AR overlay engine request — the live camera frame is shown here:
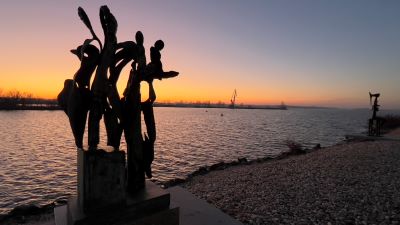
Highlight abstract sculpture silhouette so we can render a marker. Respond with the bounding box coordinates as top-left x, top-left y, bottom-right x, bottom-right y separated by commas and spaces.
58, 44, 100, 148
368, 92, 384, 136
58, 5, 179, 191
